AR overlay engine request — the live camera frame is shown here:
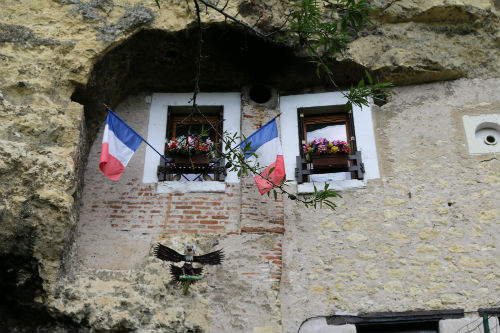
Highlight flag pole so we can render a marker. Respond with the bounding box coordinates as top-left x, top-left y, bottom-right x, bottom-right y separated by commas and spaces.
103, 104, 170, 162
